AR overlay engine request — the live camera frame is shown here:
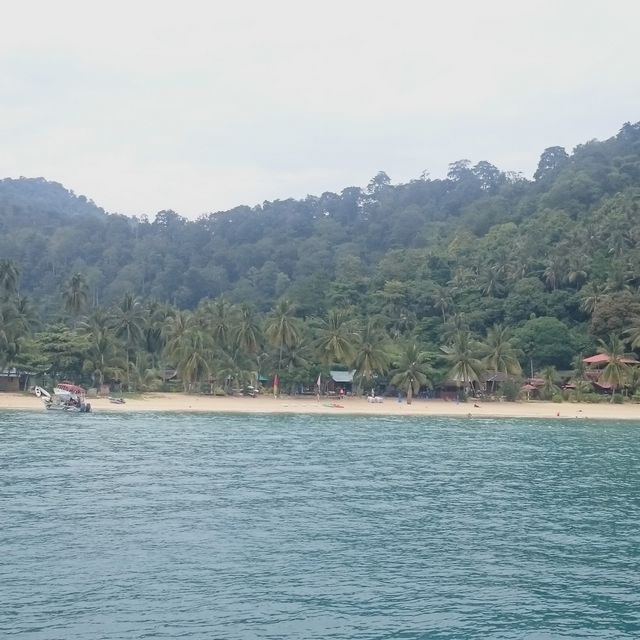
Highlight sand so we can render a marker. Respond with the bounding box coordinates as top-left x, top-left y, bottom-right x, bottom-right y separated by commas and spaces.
1, 392, 639, 421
